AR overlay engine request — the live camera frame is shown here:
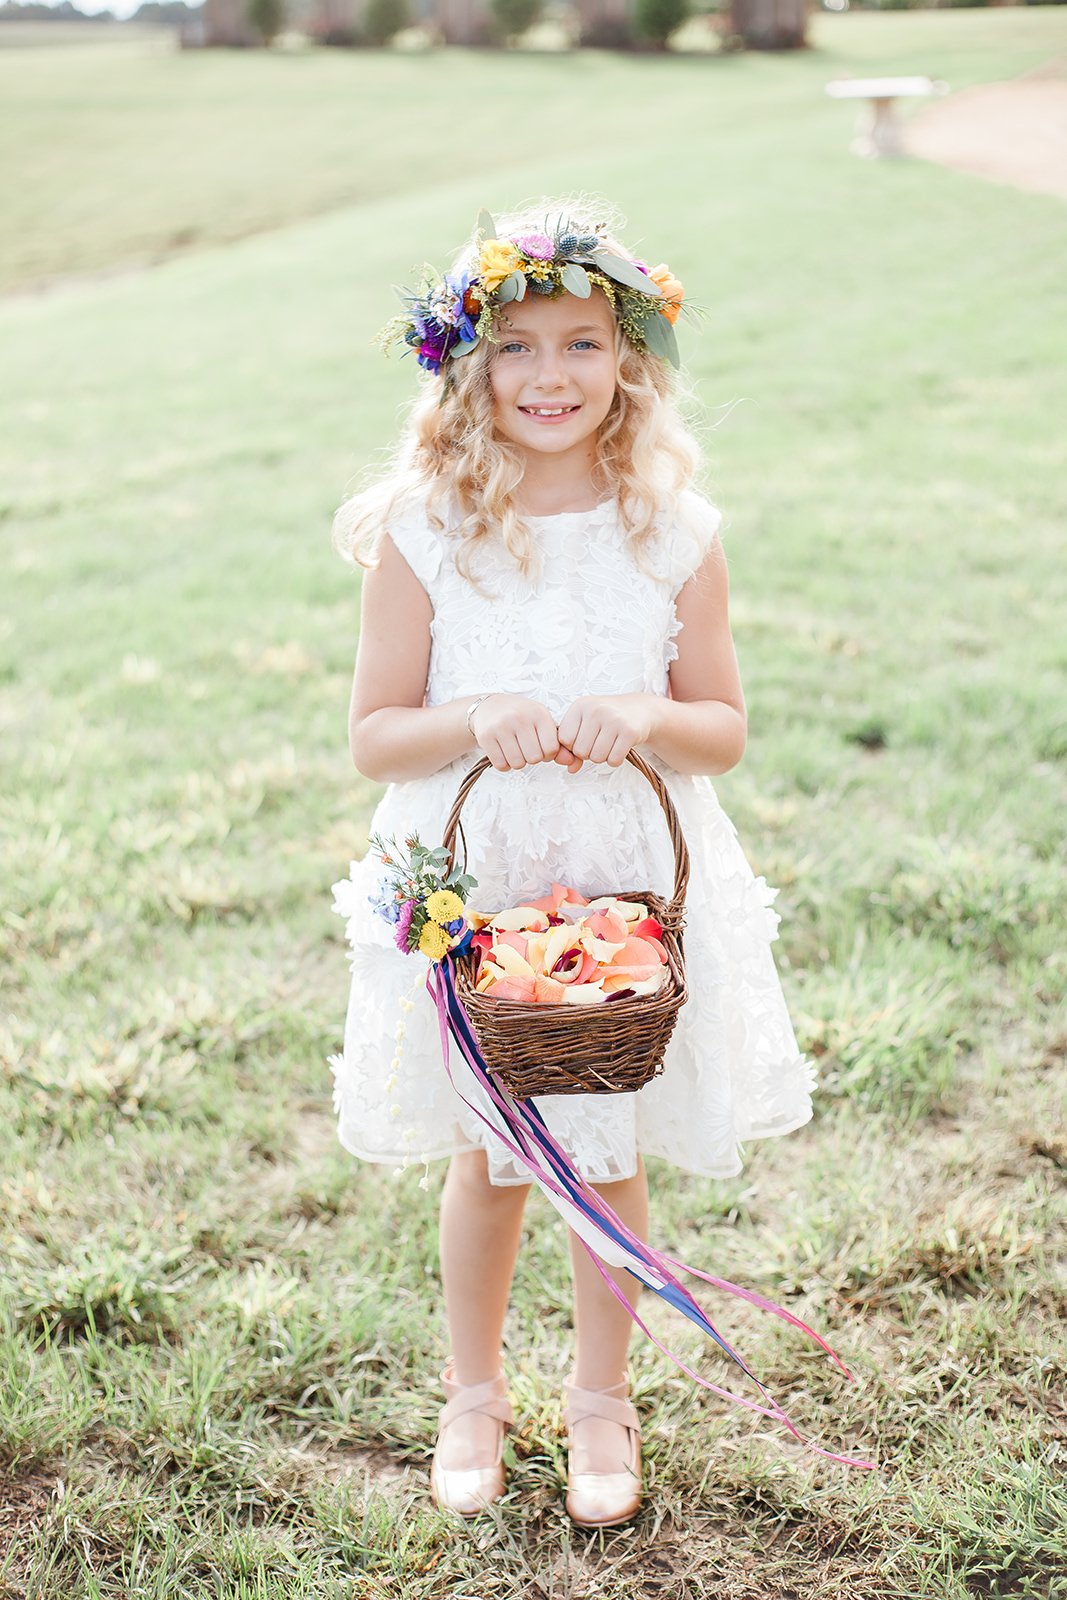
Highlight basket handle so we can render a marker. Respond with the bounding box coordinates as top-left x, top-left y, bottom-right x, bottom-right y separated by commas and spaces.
440, 749, 690, 927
